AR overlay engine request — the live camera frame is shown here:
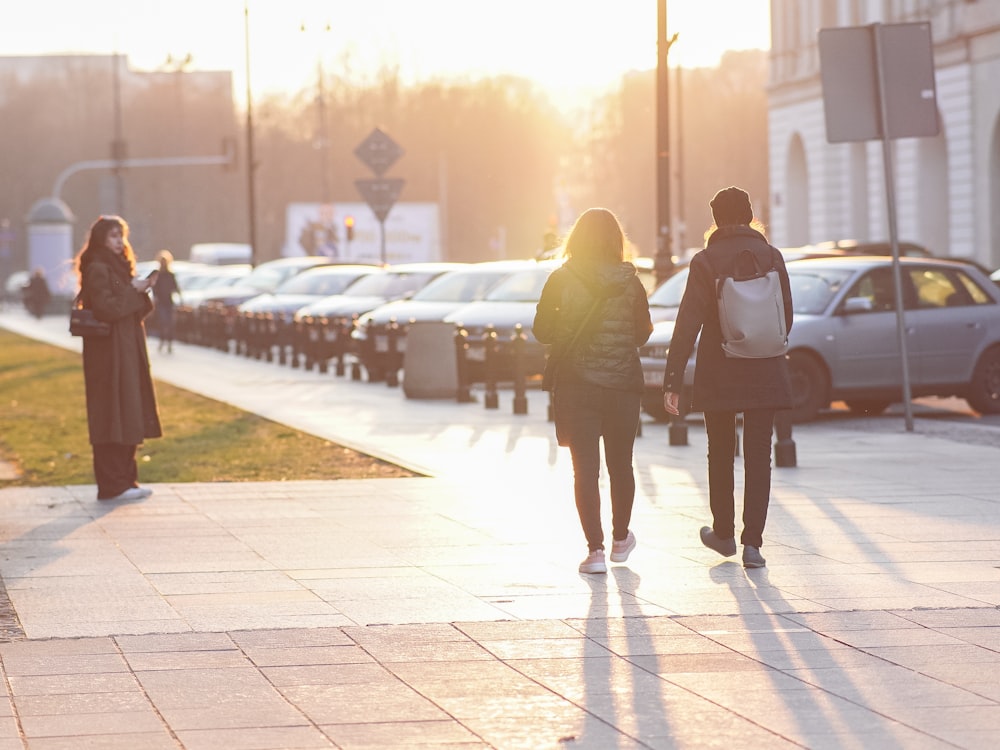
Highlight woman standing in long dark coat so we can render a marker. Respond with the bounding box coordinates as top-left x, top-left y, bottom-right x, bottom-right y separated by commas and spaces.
74, 215, 162, 502
663, 187, 794, 569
